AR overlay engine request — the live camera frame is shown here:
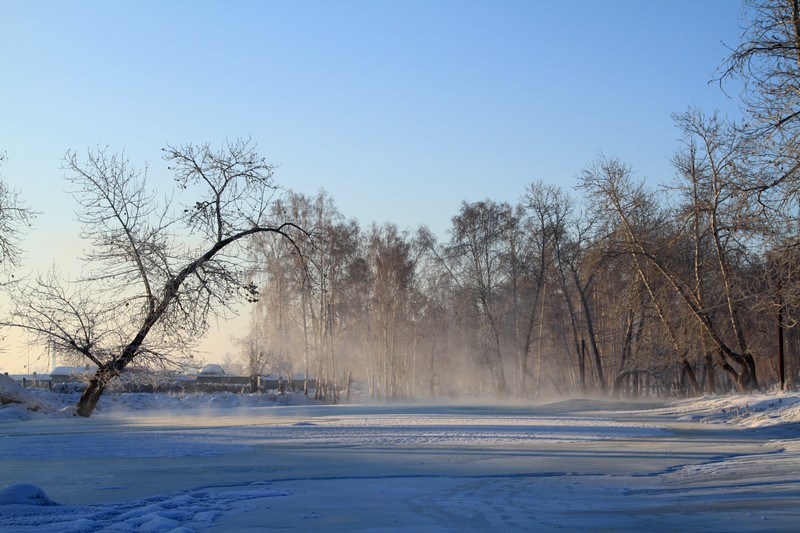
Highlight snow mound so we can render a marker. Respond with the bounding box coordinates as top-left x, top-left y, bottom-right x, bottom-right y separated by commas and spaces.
0, 483, 57, 506
666, 391, 800, 429
0, 374, 53, 417
0, 374, 36, 405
